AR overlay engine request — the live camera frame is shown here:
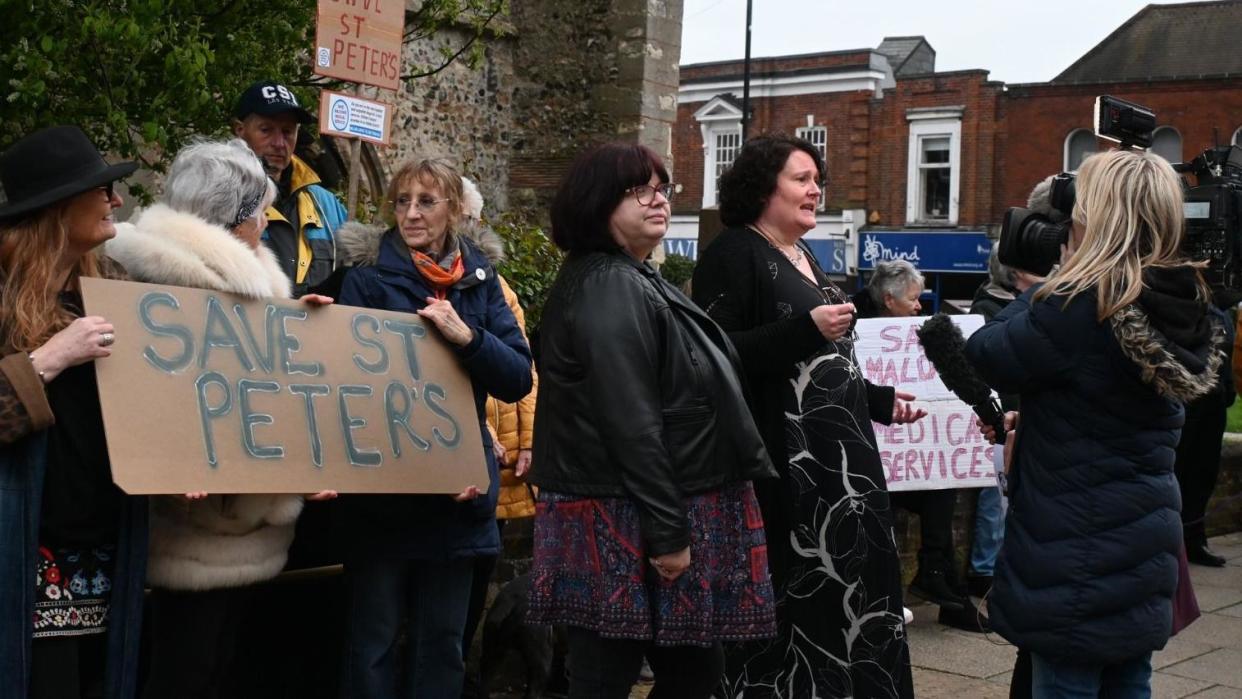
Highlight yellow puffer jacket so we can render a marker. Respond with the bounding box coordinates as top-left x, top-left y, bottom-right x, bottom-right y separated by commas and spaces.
1234, 309, 1242, 394
489, 275, 538, 520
